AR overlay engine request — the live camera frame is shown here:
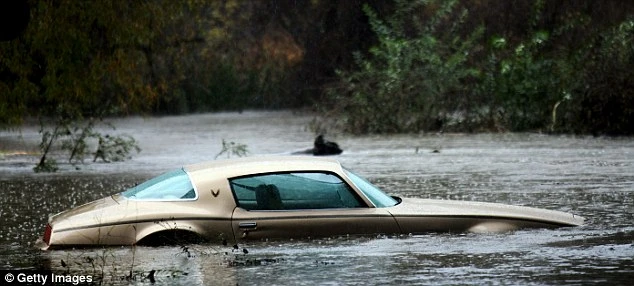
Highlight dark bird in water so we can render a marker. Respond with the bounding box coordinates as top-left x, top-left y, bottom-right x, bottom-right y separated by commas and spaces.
146, 270, 156, 283
312, 135, 343, 156
291, 135, 343, 156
